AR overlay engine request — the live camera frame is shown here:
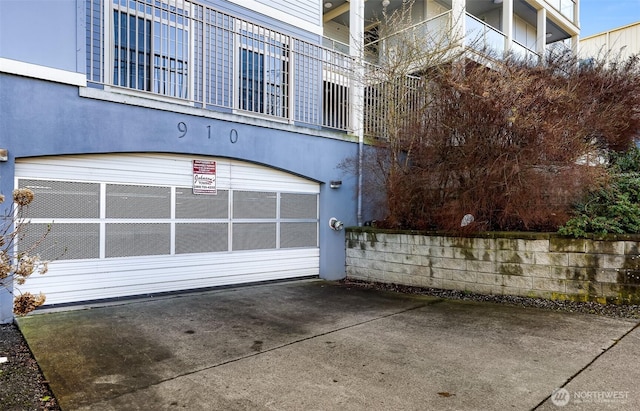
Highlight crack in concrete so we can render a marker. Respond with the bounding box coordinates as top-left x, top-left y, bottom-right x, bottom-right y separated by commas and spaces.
531, 319, 640, 410
90, 299, 444, 406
